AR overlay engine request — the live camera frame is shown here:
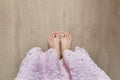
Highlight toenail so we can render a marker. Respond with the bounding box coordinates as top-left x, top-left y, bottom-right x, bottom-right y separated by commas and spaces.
62, 34, 64, 37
